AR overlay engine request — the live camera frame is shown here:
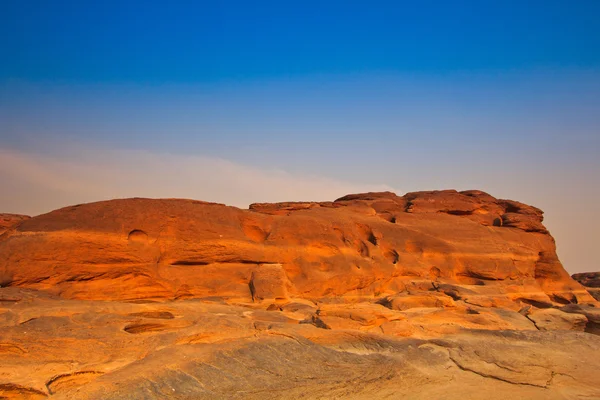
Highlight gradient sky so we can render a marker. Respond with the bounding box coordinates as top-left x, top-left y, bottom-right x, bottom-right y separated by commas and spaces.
1, 1, 599, 273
